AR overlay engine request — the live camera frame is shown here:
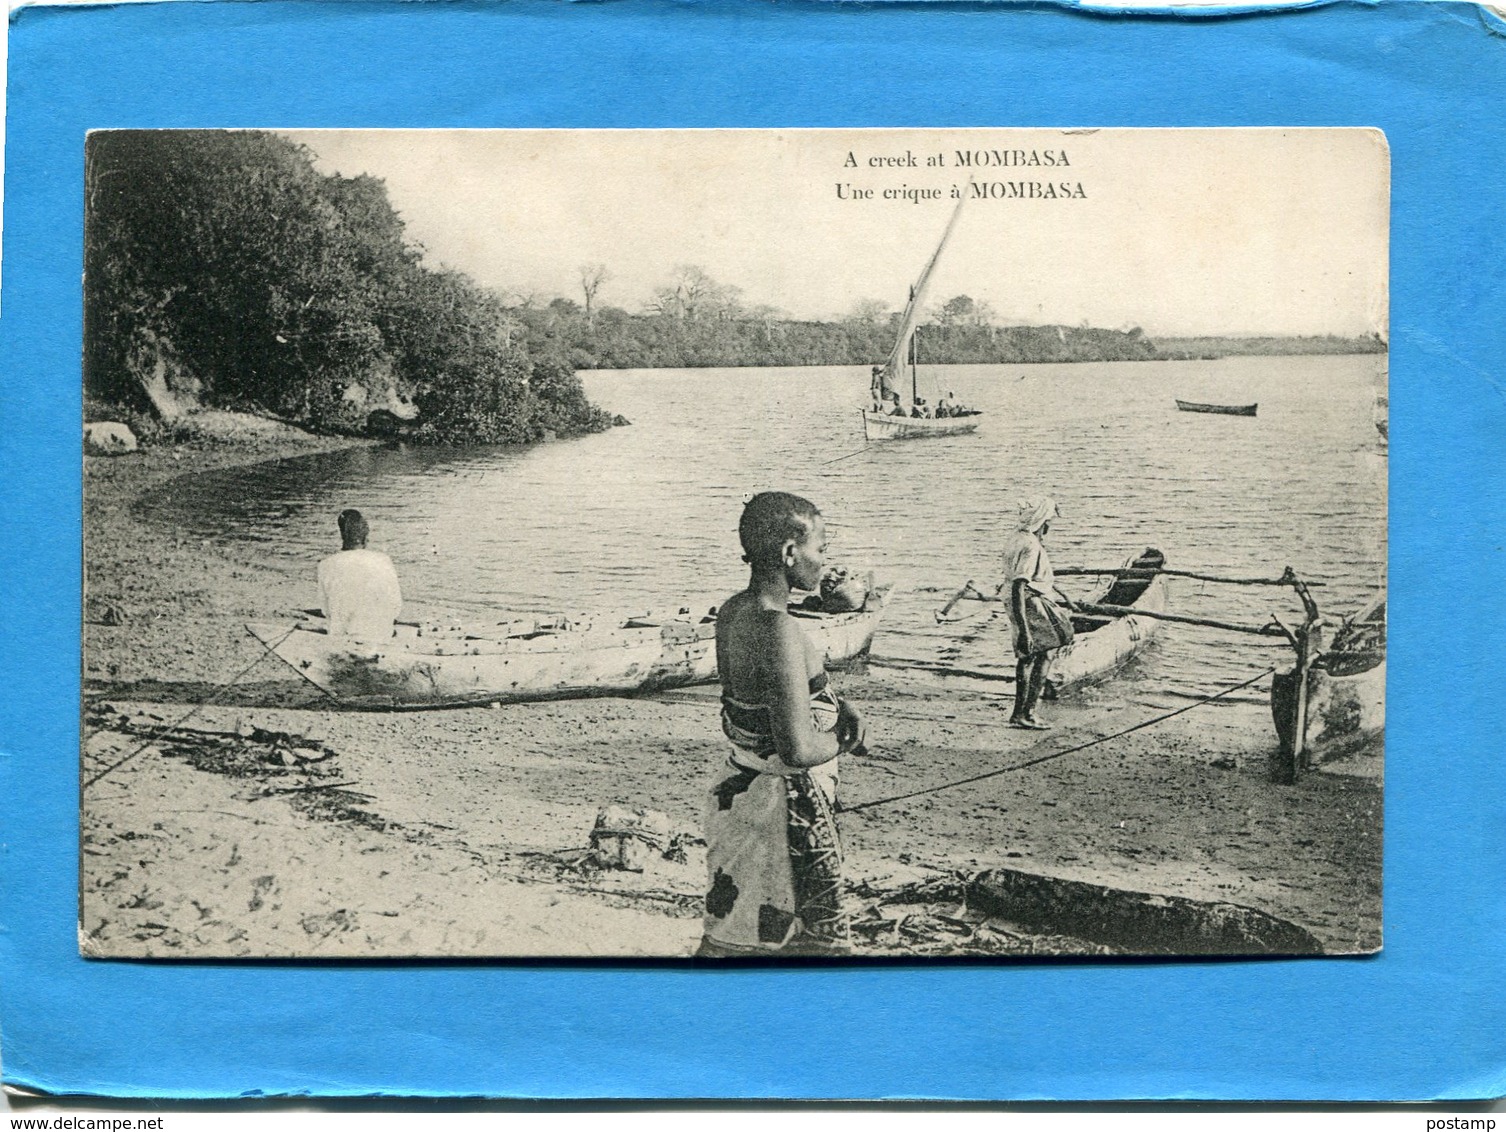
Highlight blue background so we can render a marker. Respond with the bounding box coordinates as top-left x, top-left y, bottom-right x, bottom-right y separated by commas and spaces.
2, 0, 1503, 1101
